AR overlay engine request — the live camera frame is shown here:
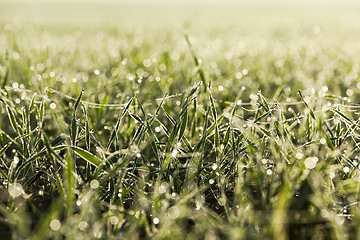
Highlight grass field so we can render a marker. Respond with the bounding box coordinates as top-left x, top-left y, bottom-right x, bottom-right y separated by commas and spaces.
2, 1, 360, 239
